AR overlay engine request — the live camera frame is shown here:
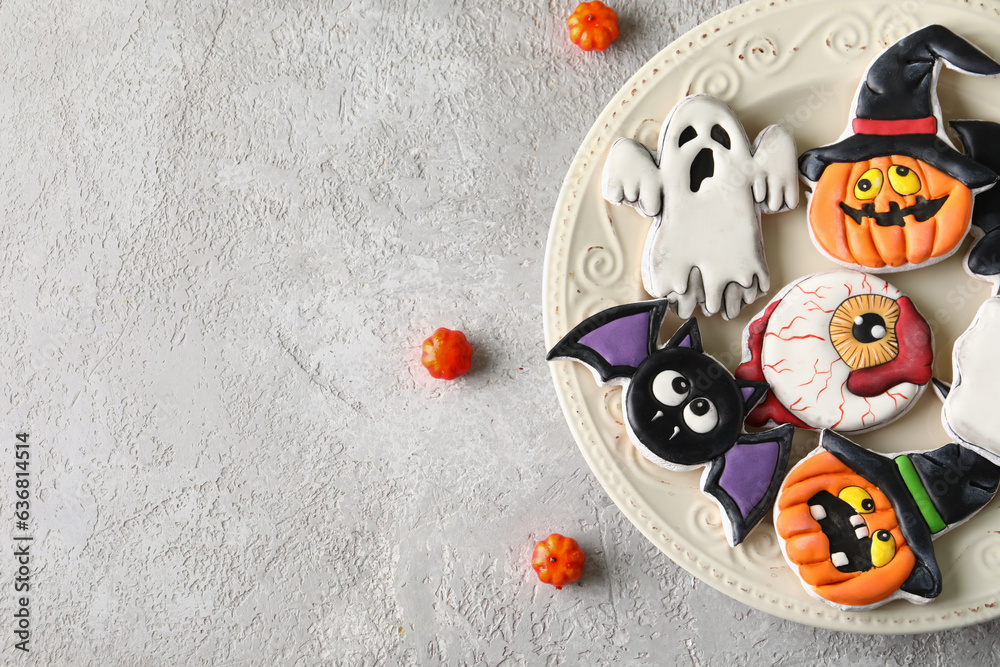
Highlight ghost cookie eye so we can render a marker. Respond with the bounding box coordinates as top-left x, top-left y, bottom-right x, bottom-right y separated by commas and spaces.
678, 126, 697, 147
710, 124, 731, 149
